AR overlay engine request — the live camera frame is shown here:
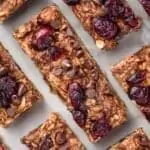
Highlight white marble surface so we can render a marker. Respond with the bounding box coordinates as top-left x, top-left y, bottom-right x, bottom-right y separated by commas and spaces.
0, 0, 150, 149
